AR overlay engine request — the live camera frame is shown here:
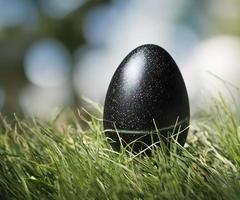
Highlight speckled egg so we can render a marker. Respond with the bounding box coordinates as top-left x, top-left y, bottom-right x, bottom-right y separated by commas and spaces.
103, 44, 190, 155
